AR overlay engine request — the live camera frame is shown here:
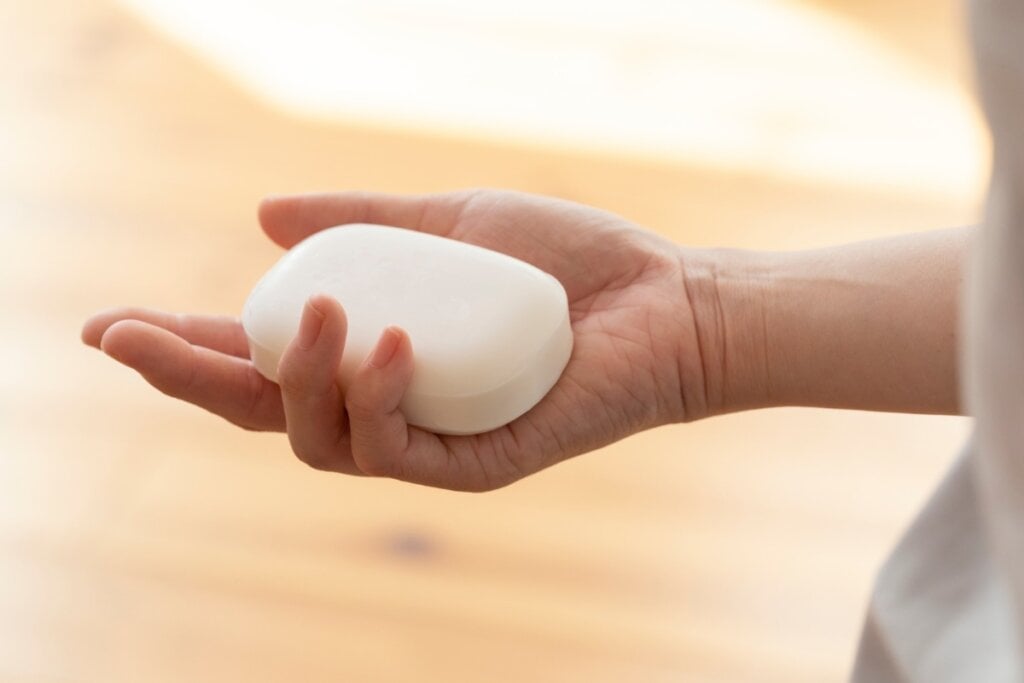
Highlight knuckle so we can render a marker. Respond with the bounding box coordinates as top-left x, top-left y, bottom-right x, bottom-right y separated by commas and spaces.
235, 417, 280, 433
288, 439, 336, 472
350, 436, 398, 478
344, 391, 377, 425
276, 364, 308, 397
297, 453, 337, 472
355, 457, 394, 478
